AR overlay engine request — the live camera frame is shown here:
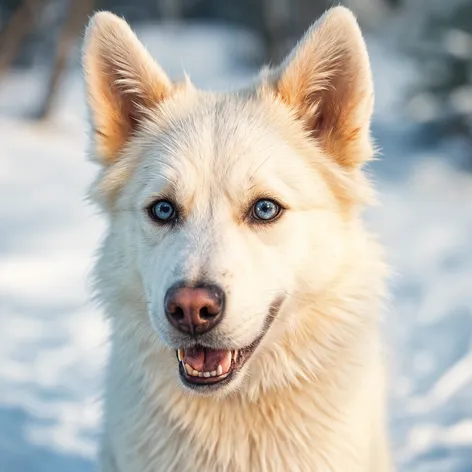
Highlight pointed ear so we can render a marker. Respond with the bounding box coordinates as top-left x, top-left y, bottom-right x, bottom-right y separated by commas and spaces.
265, 7, 374, 168
82, 12, 173, 165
